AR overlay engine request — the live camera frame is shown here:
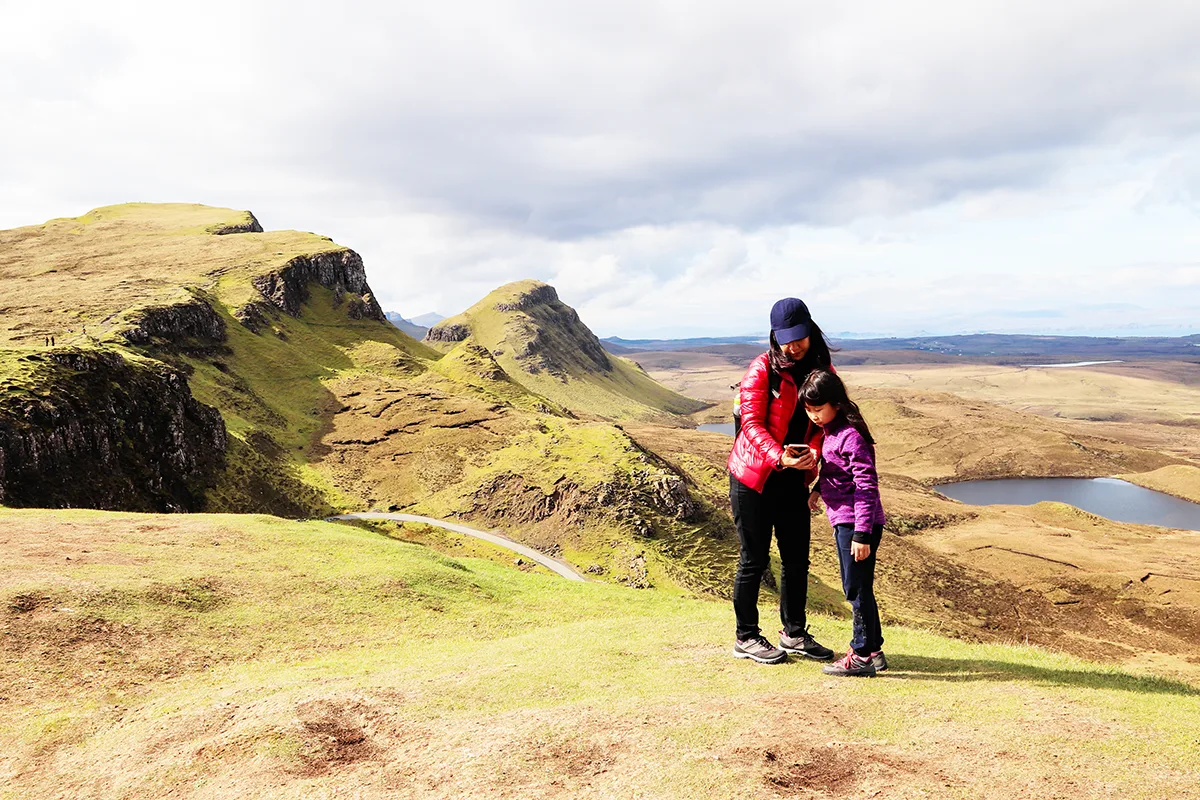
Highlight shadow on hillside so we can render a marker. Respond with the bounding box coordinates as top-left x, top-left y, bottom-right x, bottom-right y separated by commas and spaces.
889, 655, 1199, 697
